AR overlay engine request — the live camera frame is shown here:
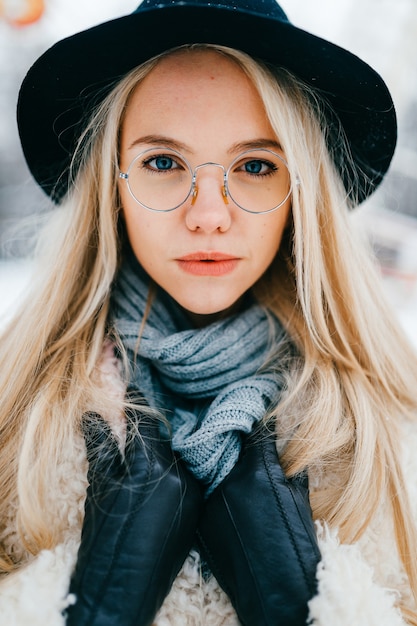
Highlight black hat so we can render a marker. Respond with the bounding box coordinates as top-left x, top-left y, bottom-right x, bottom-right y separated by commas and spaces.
17, 0, 397, 205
